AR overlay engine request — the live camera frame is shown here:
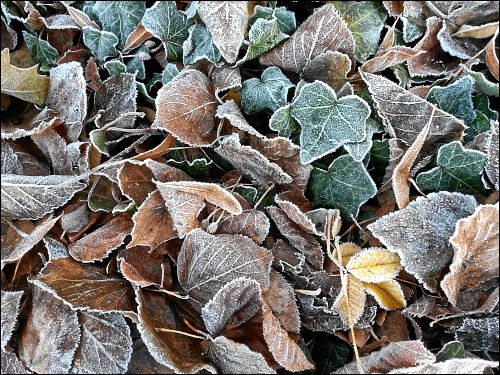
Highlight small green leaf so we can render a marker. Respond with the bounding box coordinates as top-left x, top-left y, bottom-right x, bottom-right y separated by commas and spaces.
239, 17, 288, 63
183, 24, 221, 65
308, 154, 377, 220
474, 95, 498, 121
166, 158, 212, 177
104, 60, 127, 76
142, 1, 191, 61
312, 337, 351, 373
241, 66, 293, 114
290, 80, 370, 164
402, 17, 425, 43
93, 1, 146, 48
344, 118, 383, 162
161, 63, 180, 85
125, 46, 148, 80
427, 76, 476, 126
249, 5, 296, 35
463, 65, 499, 97
269, 104, 300, 138
435, 341, 465, 362
334, 1, 387, 62
370, 139, 390, 170
465, 110, 491, 143
82, 26, 119, 62
22, 31, 58, 67
416, 141, 486, 193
